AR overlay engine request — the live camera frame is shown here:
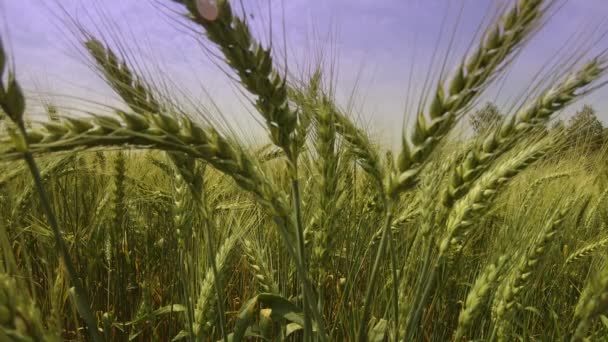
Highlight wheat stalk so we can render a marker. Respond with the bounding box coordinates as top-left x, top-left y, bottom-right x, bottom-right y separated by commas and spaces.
374, 2, 550, 338
173, 4, 330, 334
403, 133, 555, 341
